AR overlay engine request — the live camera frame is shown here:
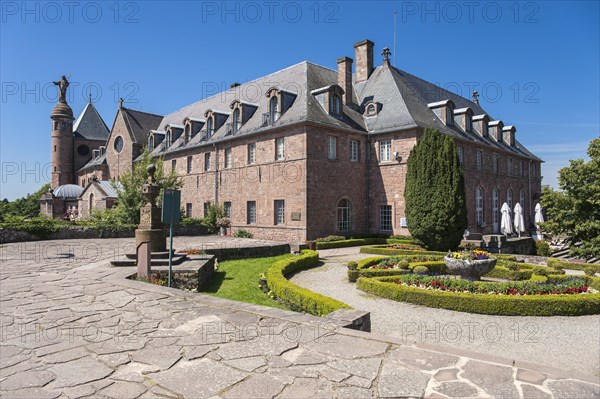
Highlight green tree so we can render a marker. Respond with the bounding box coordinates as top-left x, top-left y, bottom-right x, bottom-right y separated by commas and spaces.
104, 149, 182, 225
541, 137, 600, 259
404, 128, 468, 251
0, 184, 50, 222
